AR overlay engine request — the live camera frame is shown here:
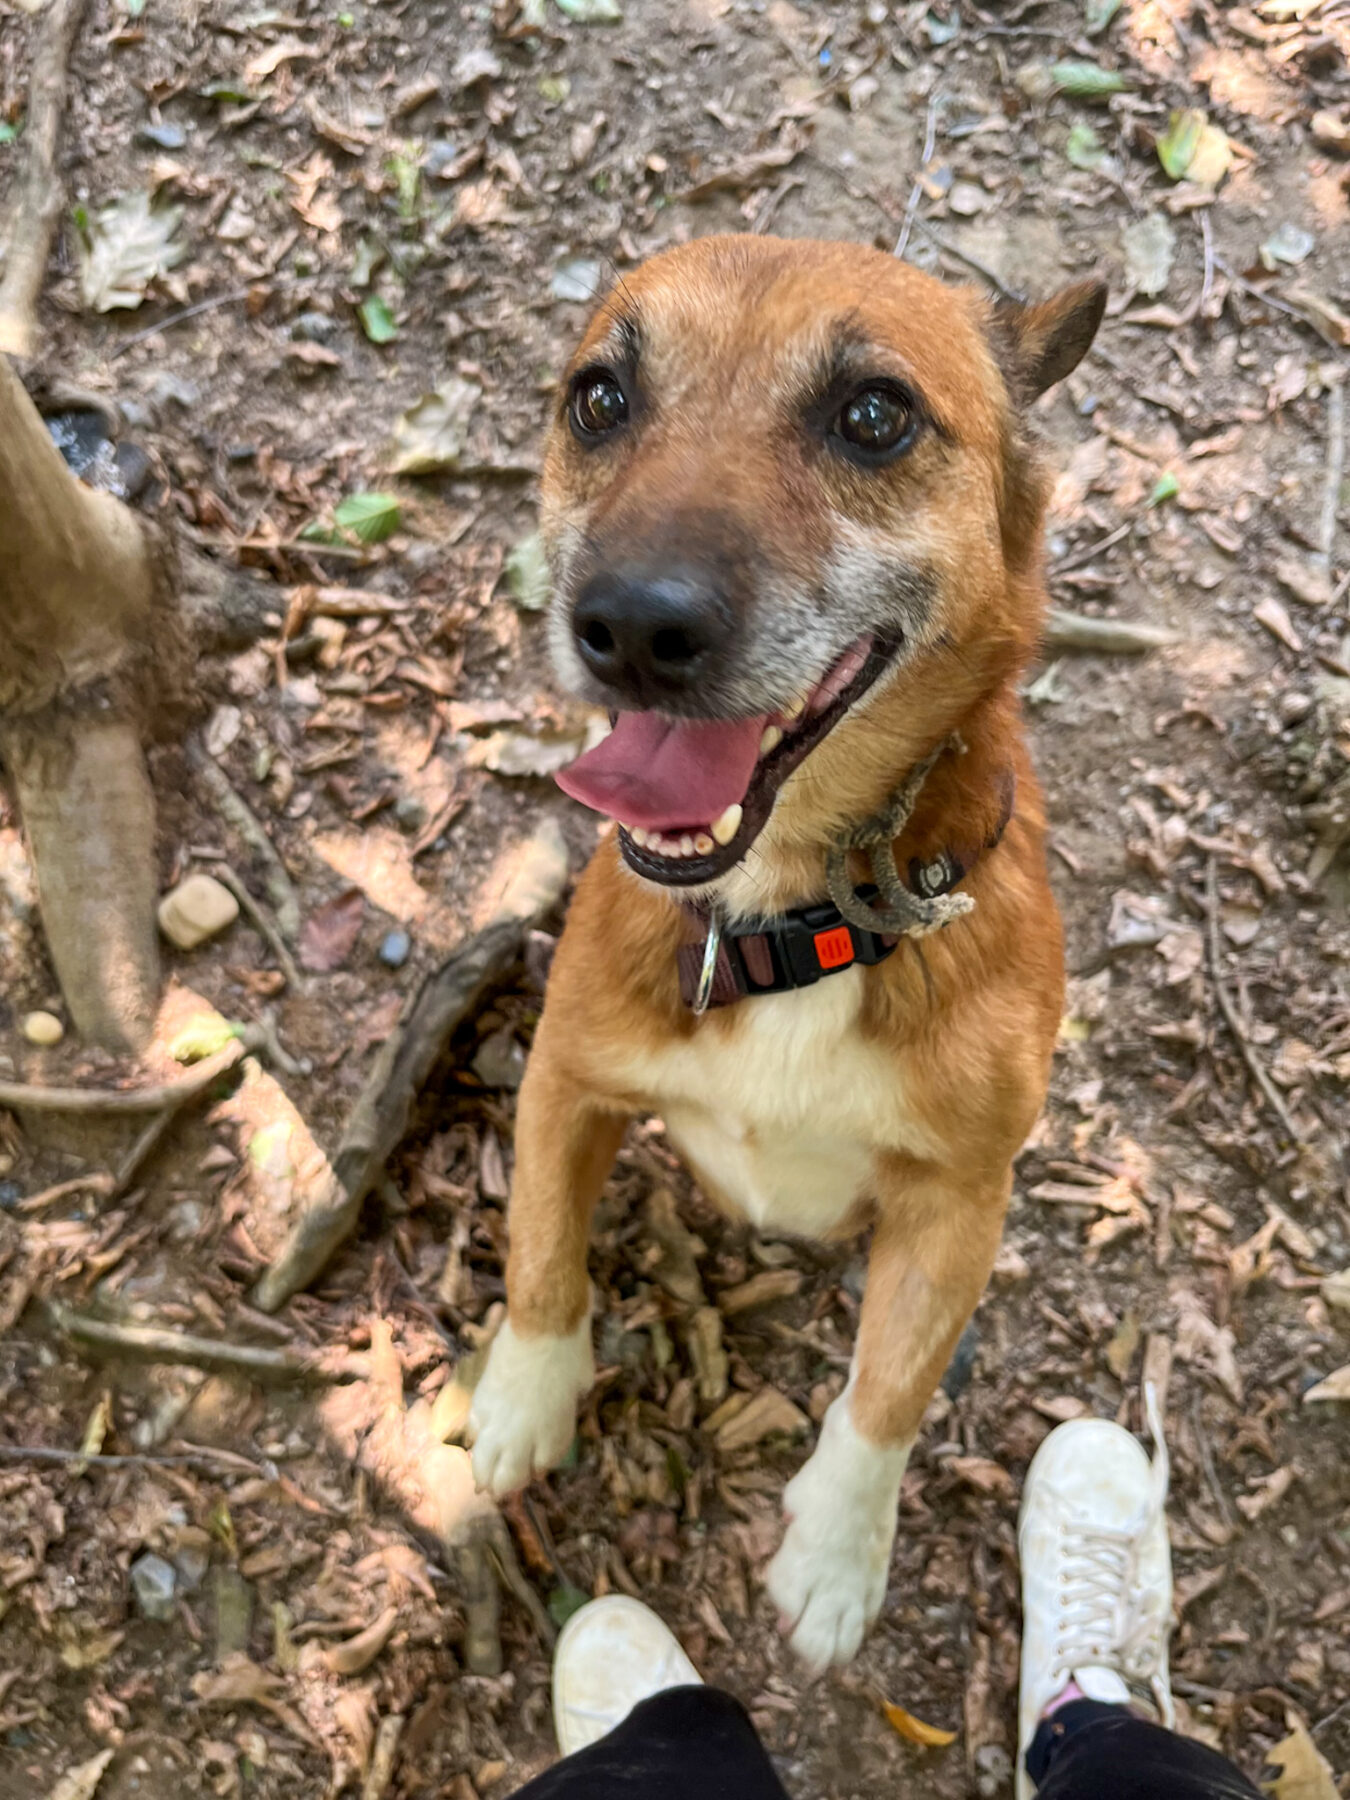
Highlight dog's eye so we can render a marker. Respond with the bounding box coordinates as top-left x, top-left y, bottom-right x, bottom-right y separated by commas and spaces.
570, 369, 629, 438
835, 384, 916, 457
